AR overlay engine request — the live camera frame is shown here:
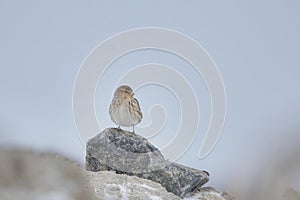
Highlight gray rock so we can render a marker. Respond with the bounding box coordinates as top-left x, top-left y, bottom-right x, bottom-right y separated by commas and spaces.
185, 187, 236, 200
0, 149, 234, 200
0, 149, 96, 200
86, 170, 181, 200
86, 128, 209, 198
